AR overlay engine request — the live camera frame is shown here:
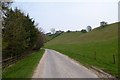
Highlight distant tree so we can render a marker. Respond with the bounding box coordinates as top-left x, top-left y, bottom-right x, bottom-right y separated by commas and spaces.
86, 26, 92, 32
55, 30, 63, 34
67, 30, 71, 33
81, 29, 87, 33
75, 30, 79, 32
100, 21, 107, 27
50, 28, 56, 34
61, 31, 64, 33
46, 32, 51, 35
